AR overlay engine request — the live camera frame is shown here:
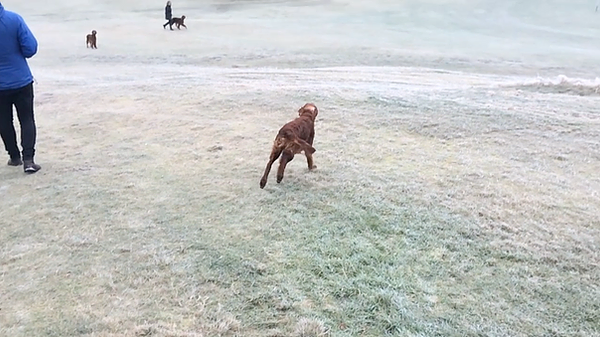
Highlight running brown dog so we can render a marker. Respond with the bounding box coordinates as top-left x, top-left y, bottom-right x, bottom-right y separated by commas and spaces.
260, 103, 319, 189
170, 15, 187, 29
86, 30, 97, 49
